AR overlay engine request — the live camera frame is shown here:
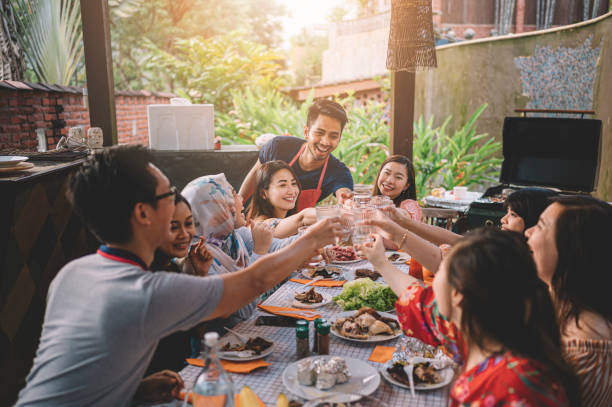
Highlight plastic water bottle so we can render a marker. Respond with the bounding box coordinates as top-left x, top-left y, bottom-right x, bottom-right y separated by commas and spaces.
184, 332, 234, 407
